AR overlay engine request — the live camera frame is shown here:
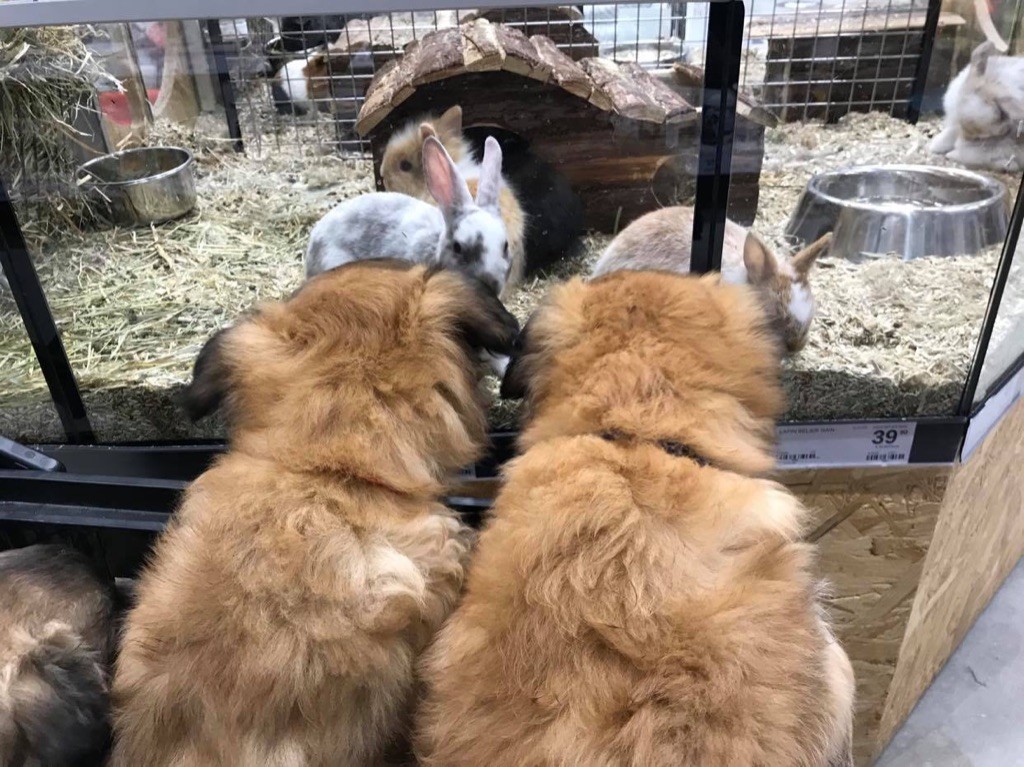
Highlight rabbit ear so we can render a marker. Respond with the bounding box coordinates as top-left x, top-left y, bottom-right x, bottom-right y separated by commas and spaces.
791, 233, 831, 275
970, 41, 997, 74
182, 327, 234, 421
742, 232, 776, 284
419, 122, 437, 141
422, 135, 473, 213
435, 105, 463, 138
474, 136, 503, 210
